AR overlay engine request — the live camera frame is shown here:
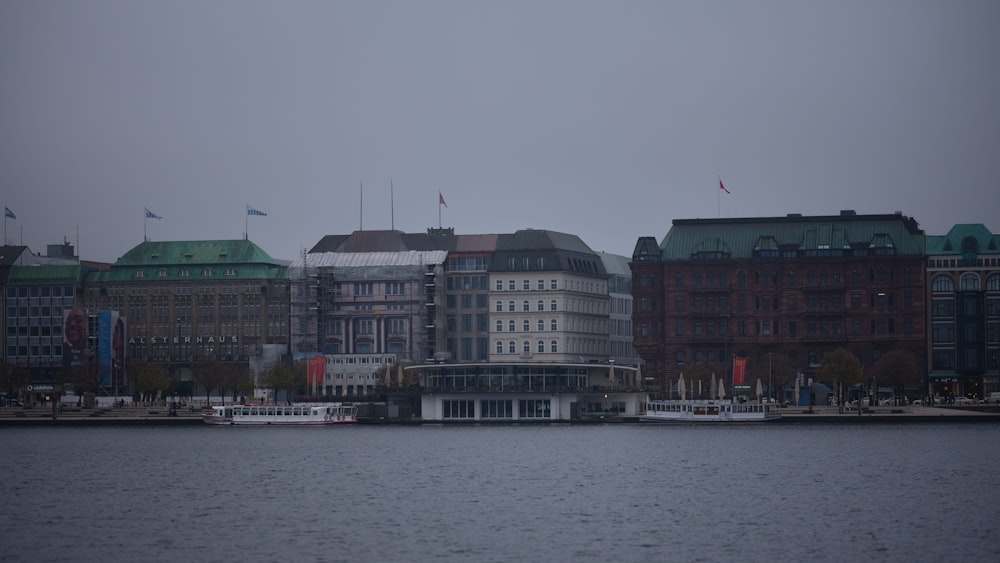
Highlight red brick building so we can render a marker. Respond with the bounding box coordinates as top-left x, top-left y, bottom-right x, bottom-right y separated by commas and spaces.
631, 211, 926, 399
